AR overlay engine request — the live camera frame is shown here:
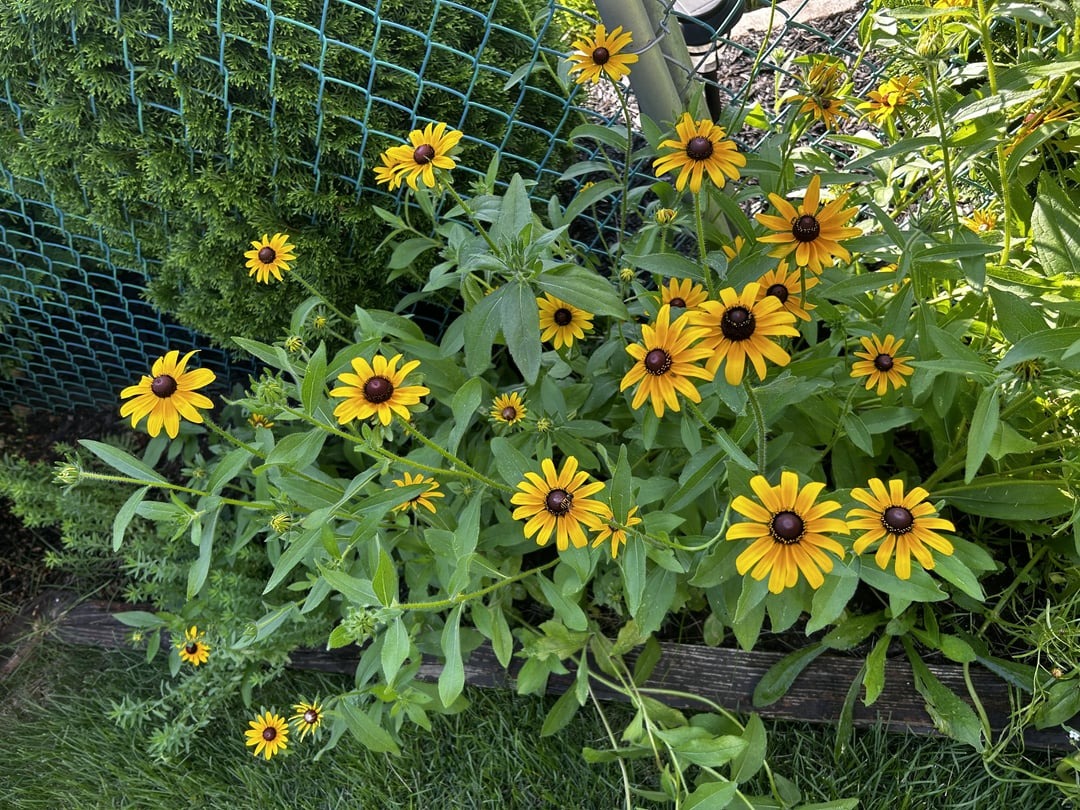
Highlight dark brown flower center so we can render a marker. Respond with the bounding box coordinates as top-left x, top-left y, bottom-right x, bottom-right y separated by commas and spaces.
262, 727, 277, 741
770, 510, 805, 544
669, 297, 686, 309
363, 376, 394, 404
686, 136, 714, 161
501, 406, 518, 422
644, 348, 672, 375
151, 375, 178, 398
766, 283, 789, 303
591, 46, 610, 65
882, 506, 914, 534
413, 144, 436, 164
792, 214, 821, 242
545, 488, 573, 516
553, 308, 573, 326
185, 643, 199, 654
303, 709, 319, 724
258, 246, 276, 263
720, 306, 755, 341
873, 353, 894, 372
